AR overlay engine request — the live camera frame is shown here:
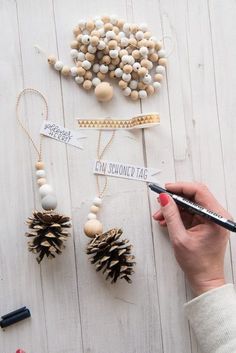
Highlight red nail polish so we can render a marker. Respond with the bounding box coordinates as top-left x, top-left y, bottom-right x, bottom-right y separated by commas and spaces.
159, 193, 169, 207
16, 349, 25, 353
